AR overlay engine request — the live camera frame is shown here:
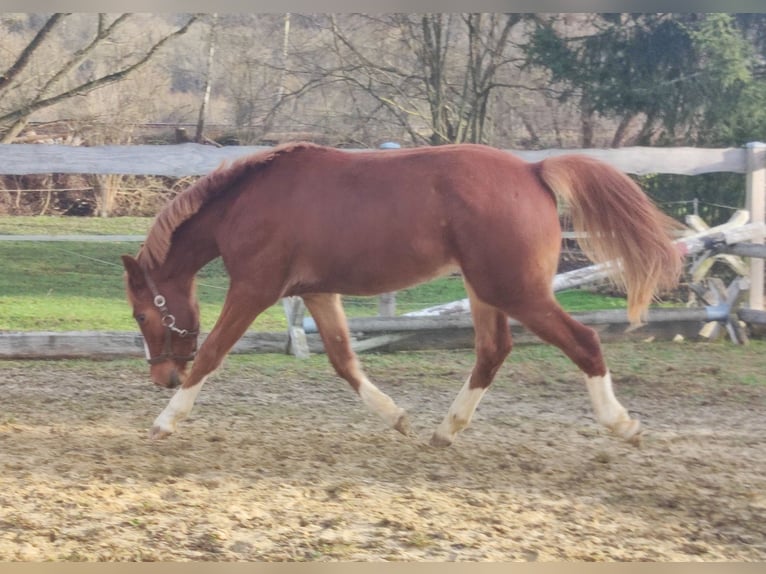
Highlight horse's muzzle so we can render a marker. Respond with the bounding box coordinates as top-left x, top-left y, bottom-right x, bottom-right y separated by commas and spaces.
168, 370, 182, 389
150, 364, 184, 389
